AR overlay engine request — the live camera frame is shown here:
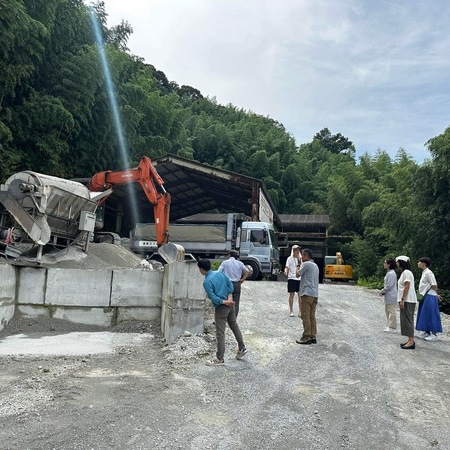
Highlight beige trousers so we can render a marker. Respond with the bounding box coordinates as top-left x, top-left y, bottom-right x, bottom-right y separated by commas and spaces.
300, 295, 318, 339
385, 304, 397, 329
